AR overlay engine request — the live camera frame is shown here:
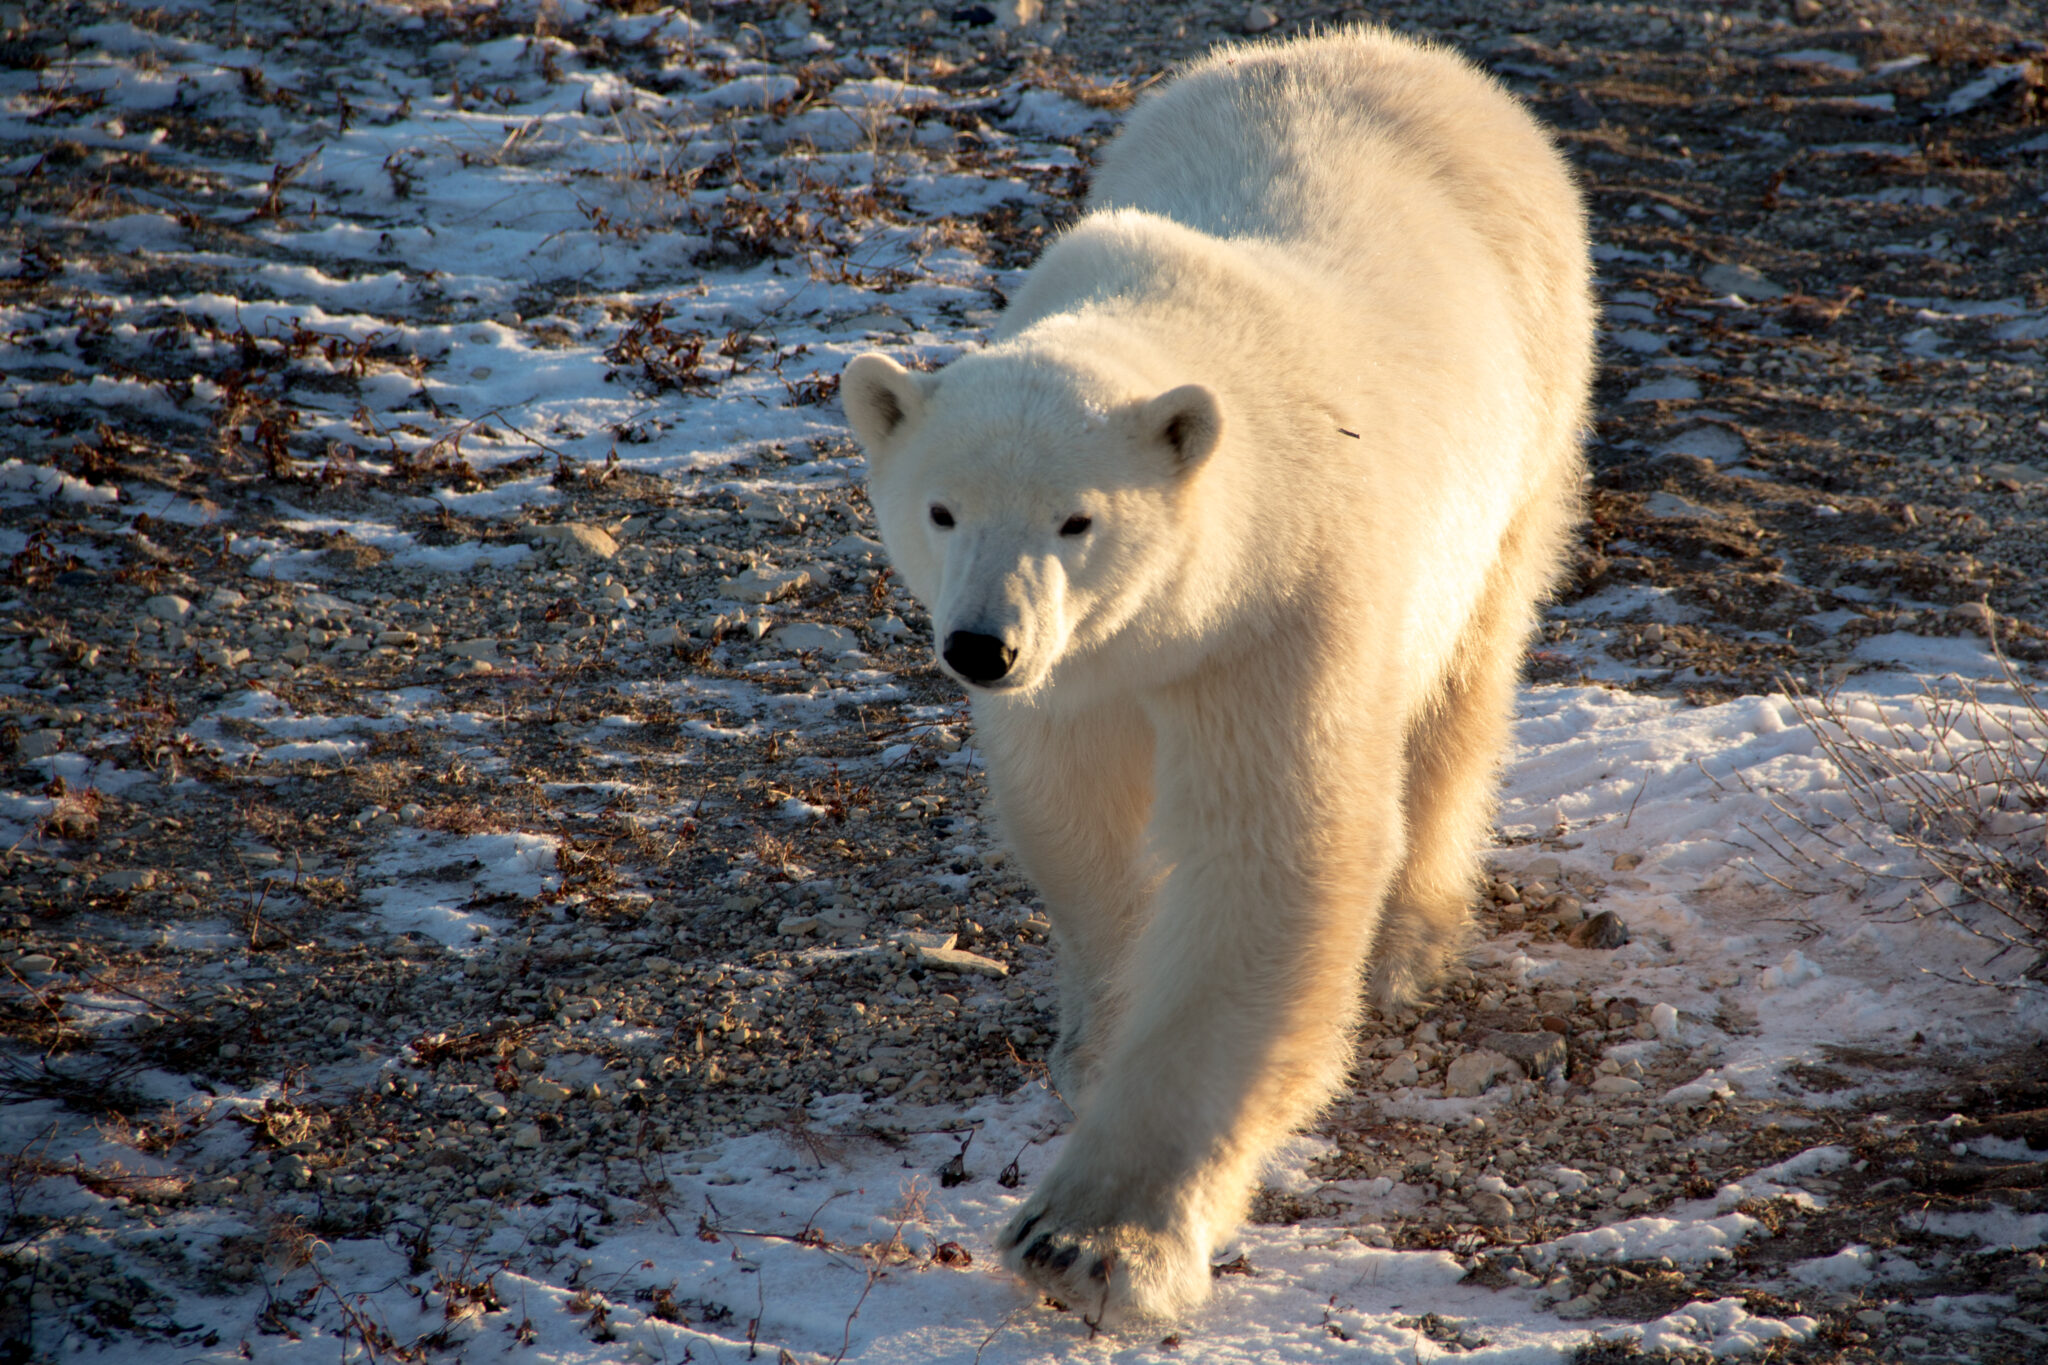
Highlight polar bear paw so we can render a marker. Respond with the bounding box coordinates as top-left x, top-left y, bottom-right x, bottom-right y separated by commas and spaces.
997, 1185, 1208, 1329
